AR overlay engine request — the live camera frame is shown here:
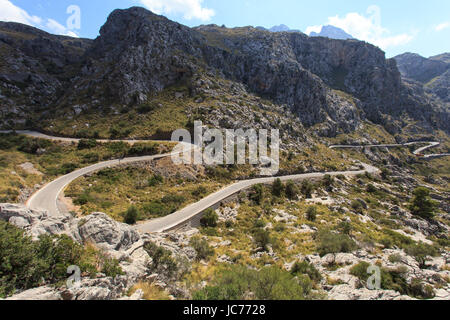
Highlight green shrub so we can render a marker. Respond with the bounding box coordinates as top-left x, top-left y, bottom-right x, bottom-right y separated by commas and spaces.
100, 254, 124, 278
190, 237, 214, 261
317, 229, 357, 256
144, 242, 178, 277
253, 229, 272, 251
82, 152, 100, 163
351, 200, 364, 214
161, 194, 185, 205
200, 208, 218, 228
405, 242, 439, 268
306, 206, 317, 222
128, 143, 157, 156
17, 138, 51, 154
349, 262, 428, 297
285, 180, 299, 200
381, 229, 414, 249
291, 261, 322, 282
106, 141, 129, 156
388, 254, 403, 264
301, 180, 313, 199
141, 201, 172, 218
381, 168, 390, 180
124, 206, 139, 225
366, 184, 377, 193
148, 174, 164, 186
409, 187, 437, 219
77, 139, 97, 150
193, 265, 312, 300
271, 178, 284, 197
408, 278, 435, 299
191, 186, 208, 198
322, 174, 334, 191
253, 220, 266, 229
137, 103, 155, 114
338, 221, 352, 235
350, 261, 371, 281
250, 184, 264, 205
48, 162, 78, 176
0, 221, 119, 298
